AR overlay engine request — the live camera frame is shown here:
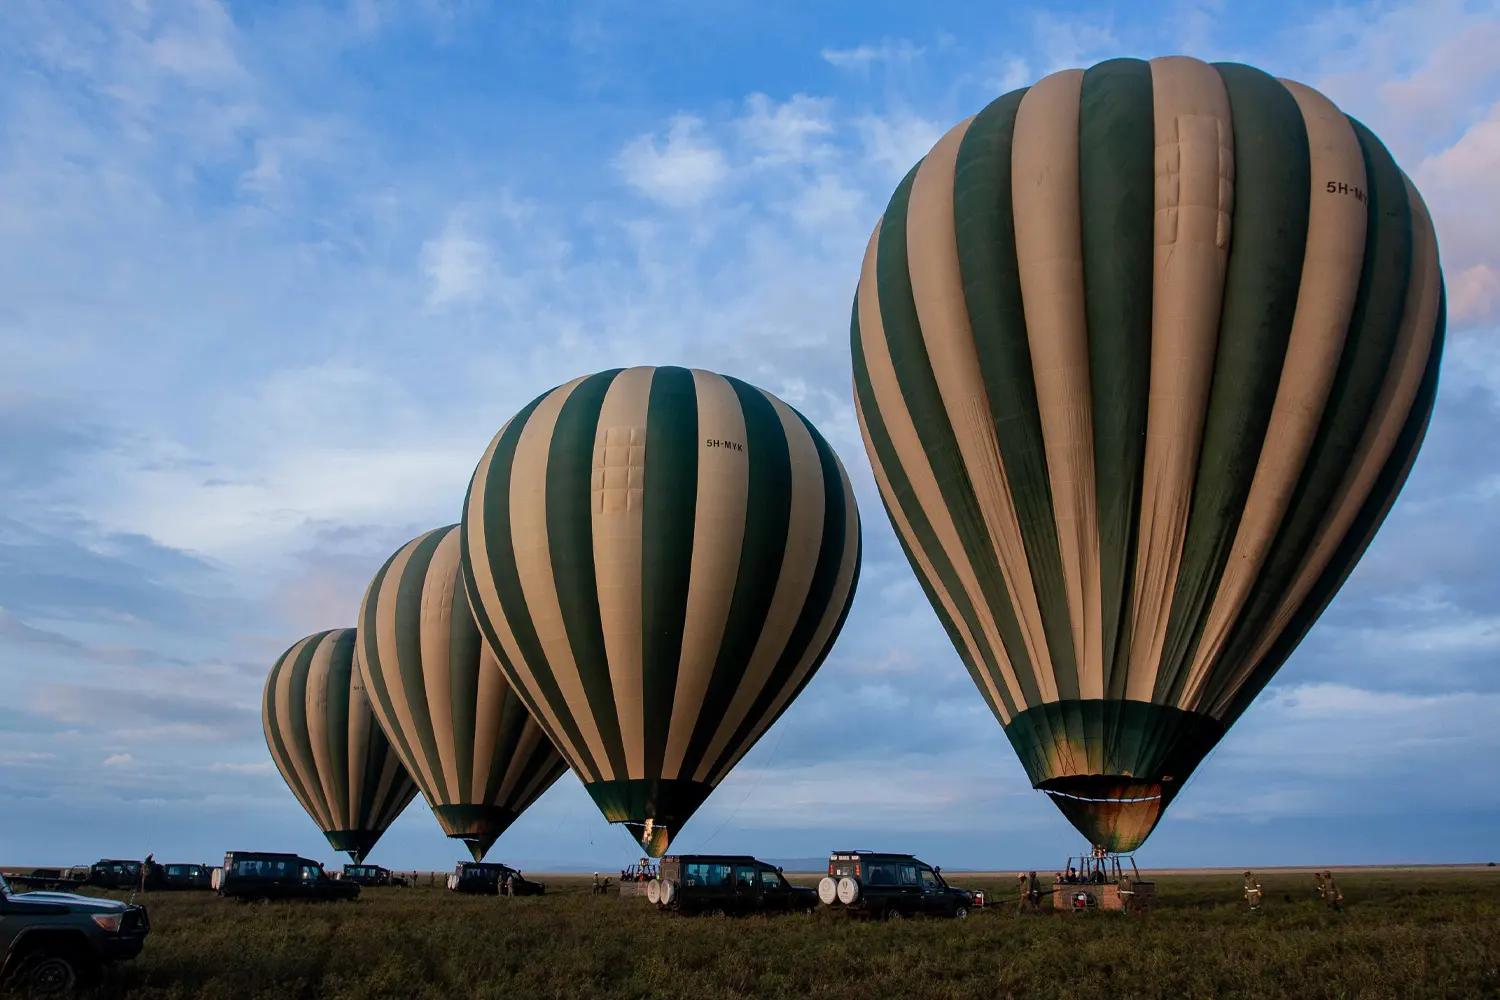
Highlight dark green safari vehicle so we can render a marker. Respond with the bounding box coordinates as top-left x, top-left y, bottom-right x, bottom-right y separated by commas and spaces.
817, 852, 972, 919
648, 856, 817, 916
